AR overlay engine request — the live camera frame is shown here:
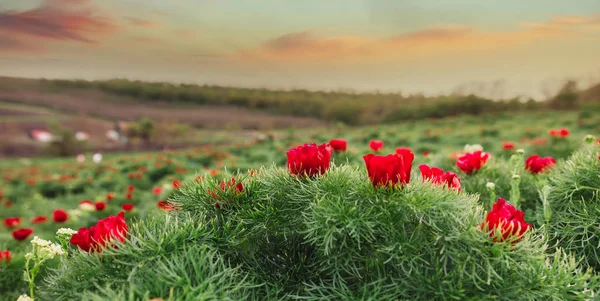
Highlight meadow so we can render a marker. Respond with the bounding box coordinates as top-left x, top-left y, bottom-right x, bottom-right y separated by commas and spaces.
1, 108, 600, 300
